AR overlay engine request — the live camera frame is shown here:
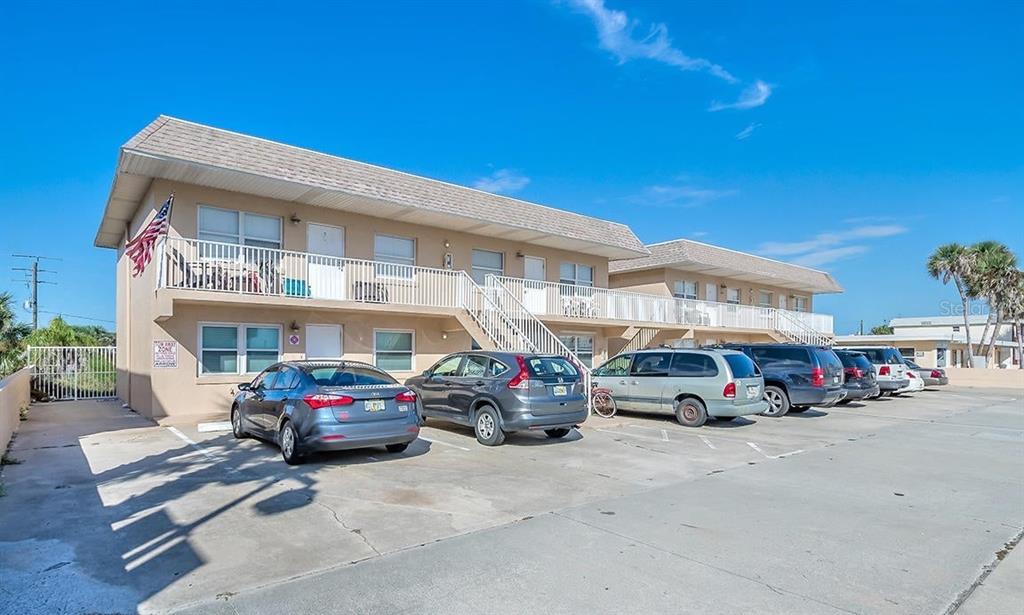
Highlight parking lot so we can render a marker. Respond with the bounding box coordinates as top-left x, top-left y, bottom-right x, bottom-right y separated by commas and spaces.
1, 387, 1021, 614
